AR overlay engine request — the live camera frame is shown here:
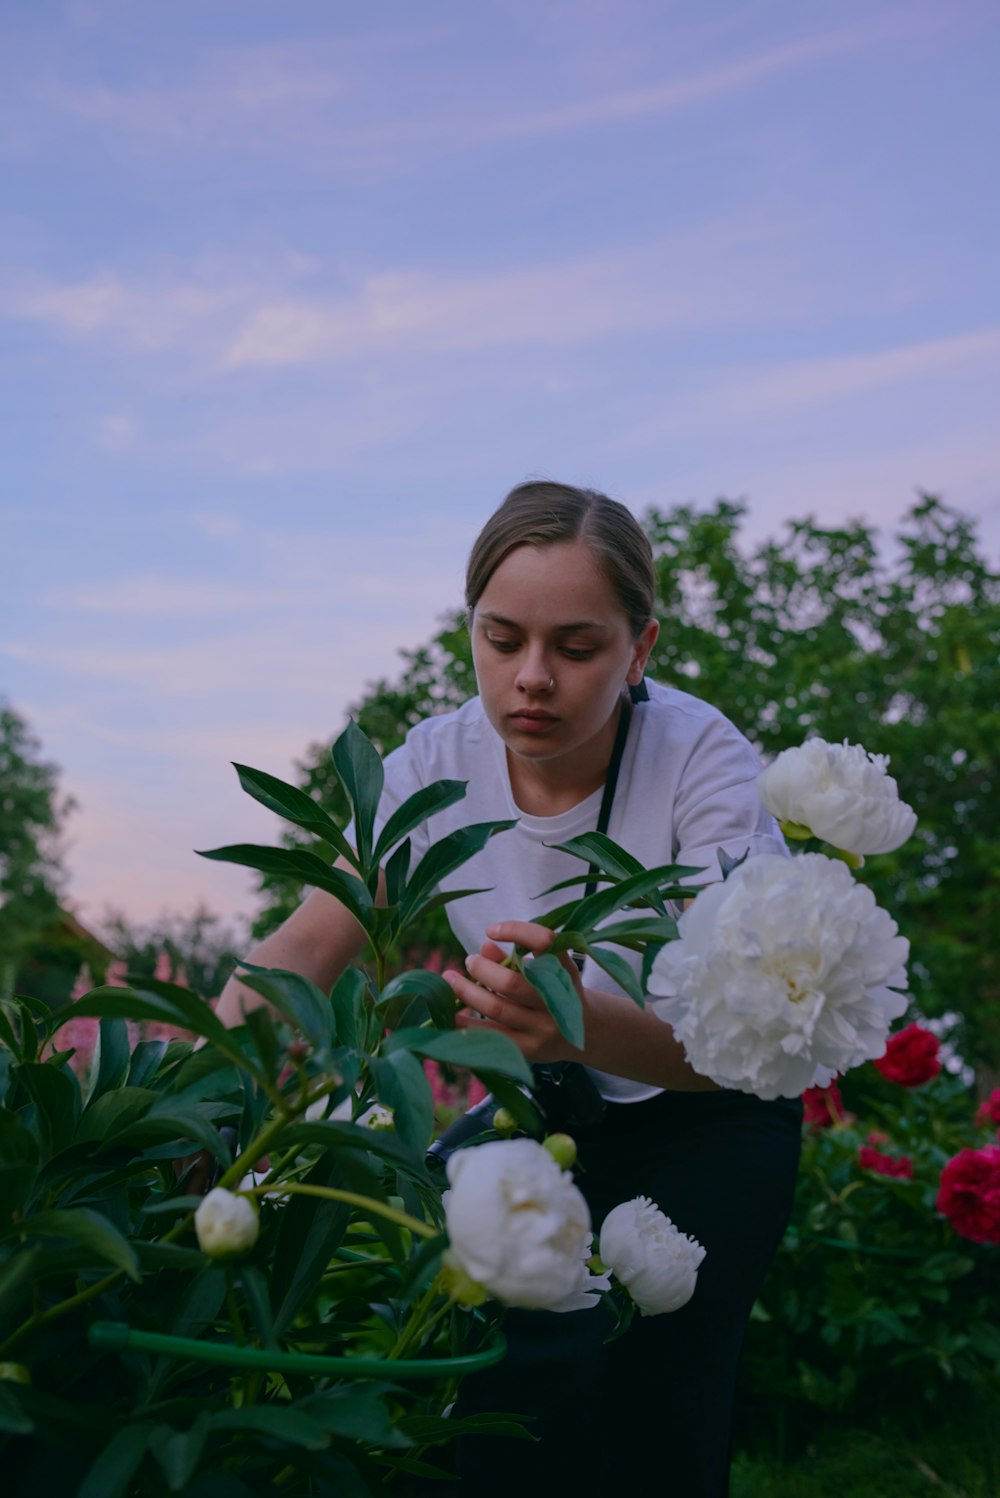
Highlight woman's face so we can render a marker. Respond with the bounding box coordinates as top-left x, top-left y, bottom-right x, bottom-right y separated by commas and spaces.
470, 539, 657, 780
